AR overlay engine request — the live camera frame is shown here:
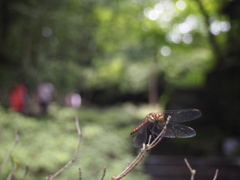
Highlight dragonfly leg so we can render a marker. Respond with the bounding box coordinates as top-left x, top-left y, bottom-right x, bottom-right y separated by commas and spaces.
149, 123, 159, 139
